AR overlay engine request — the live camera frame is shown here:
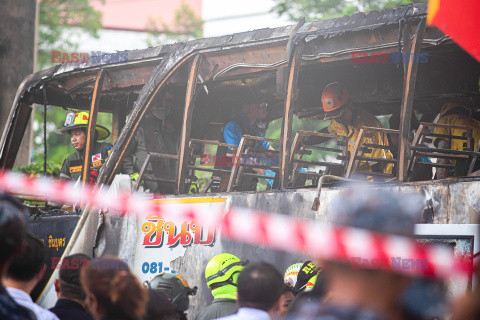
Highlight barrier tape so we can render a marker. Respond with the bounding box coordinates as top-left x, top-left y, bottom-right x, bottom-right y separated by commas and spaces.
0, 170, 473, 279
